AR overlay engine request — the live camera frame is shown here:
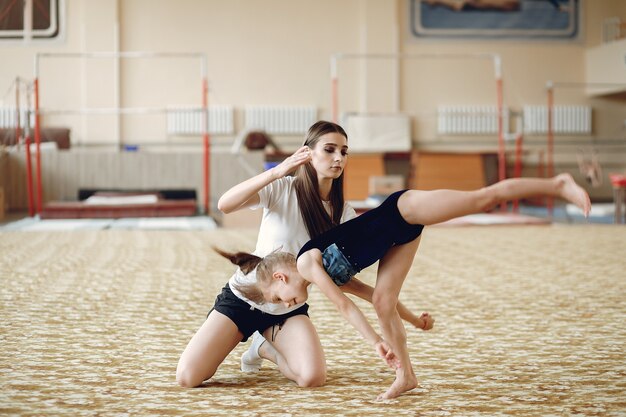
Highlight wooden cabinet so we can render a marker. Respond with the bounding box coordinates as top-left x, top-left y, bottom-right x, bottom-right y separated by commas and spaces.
409, 152, 495, 191
344, 154, 385, 200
